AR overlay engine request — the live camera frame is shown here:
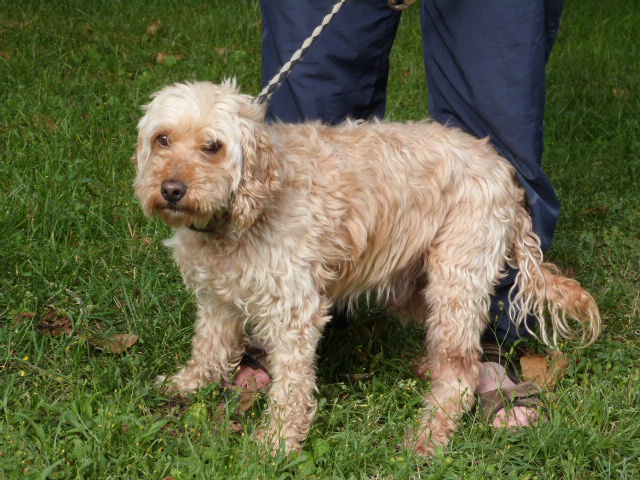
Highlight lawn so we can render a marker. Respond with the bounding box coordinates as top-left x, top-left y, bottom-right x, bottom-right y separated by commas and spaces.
1, 1, 639, 478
